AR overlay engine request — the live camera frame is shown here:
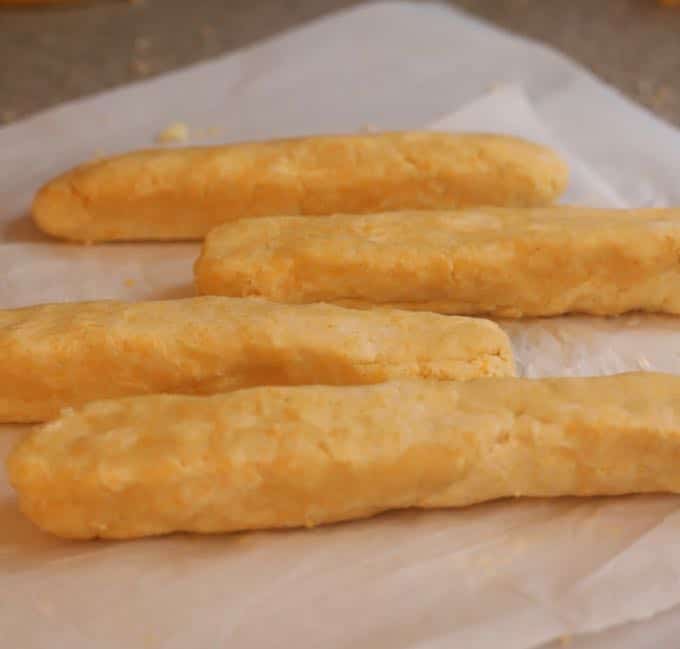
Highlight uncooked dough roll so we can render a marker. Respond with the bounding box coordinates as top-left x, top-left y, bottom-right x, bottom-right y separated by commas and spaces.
8, 373, 680, 539
0, 296, 514, 423
195, 207, 680, 317
32, 132, 568, 241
